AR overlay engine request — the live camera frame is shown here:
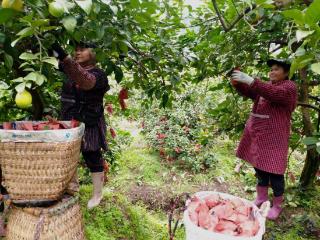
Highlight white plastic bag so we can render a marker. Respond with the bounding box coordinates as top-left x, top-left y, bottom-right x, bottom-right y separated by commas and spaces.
0, 121, 85, 142
184, 191, 266, 240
